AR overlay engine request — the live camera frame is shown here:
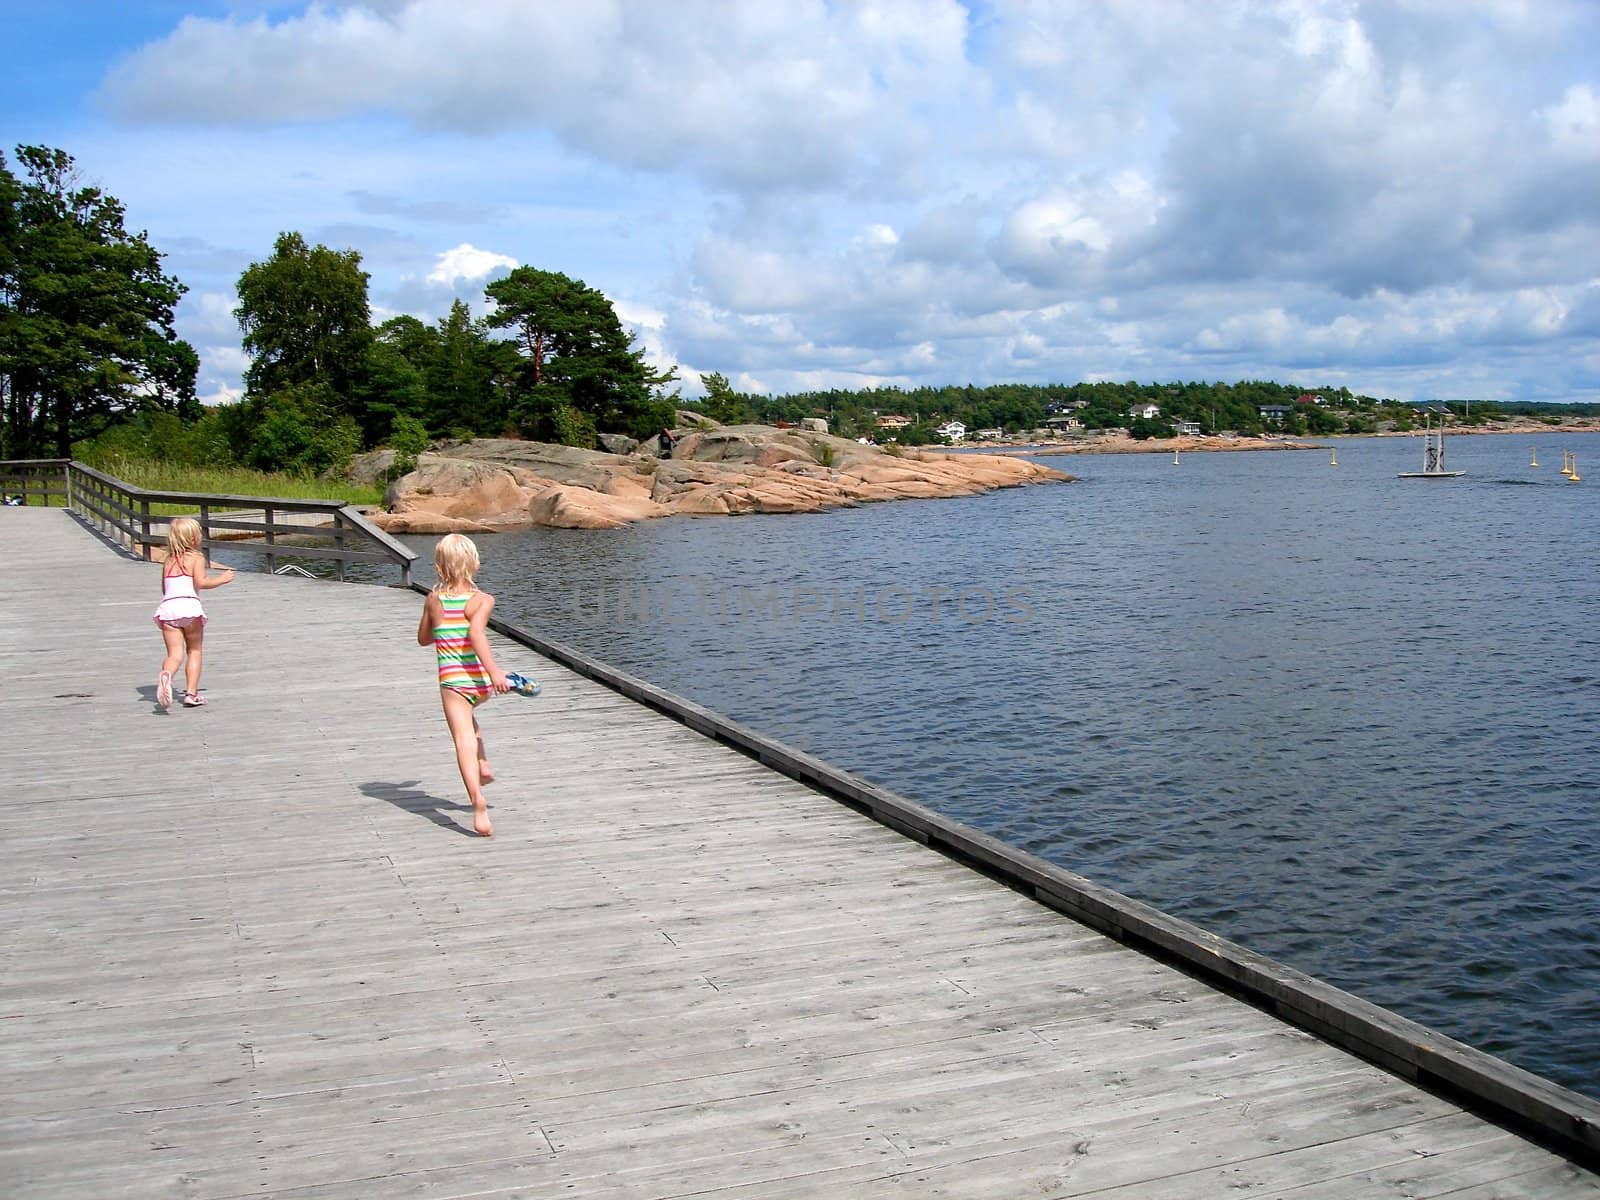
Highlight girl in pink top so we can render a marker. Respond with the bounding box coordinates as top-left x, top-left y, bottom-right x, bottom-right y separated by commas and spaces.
153, 517, 234, 709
